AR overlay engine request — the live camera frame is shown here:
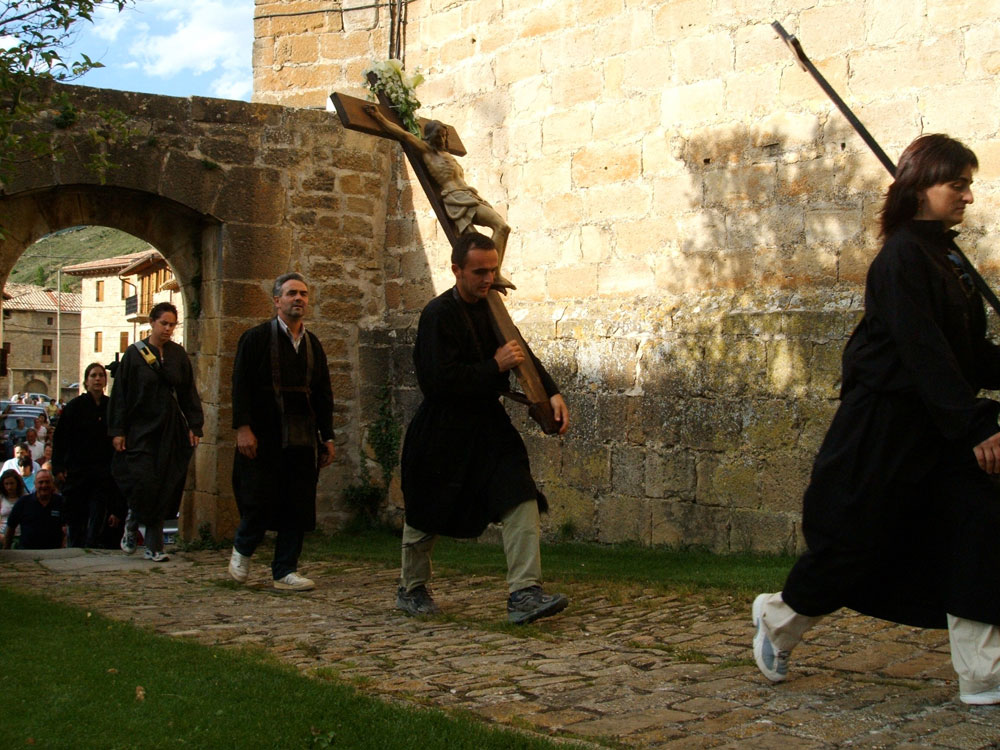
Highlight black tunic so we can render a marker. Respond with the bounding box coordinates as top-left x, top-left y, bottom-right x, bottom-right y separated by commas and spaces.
783, 220, 1000, 628
108, 340, 204, 526
52, 392, 124, 538
400, 287, 559, 538
231, 320, 334, 532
